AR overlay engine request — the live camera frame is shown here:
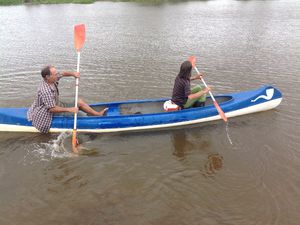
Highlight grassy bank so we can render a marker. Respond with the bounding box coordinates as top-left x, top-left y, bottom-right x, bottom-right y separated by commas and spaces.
0, 0, 97, 5
1, 0, 178, 5
0, 0, 22, 5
